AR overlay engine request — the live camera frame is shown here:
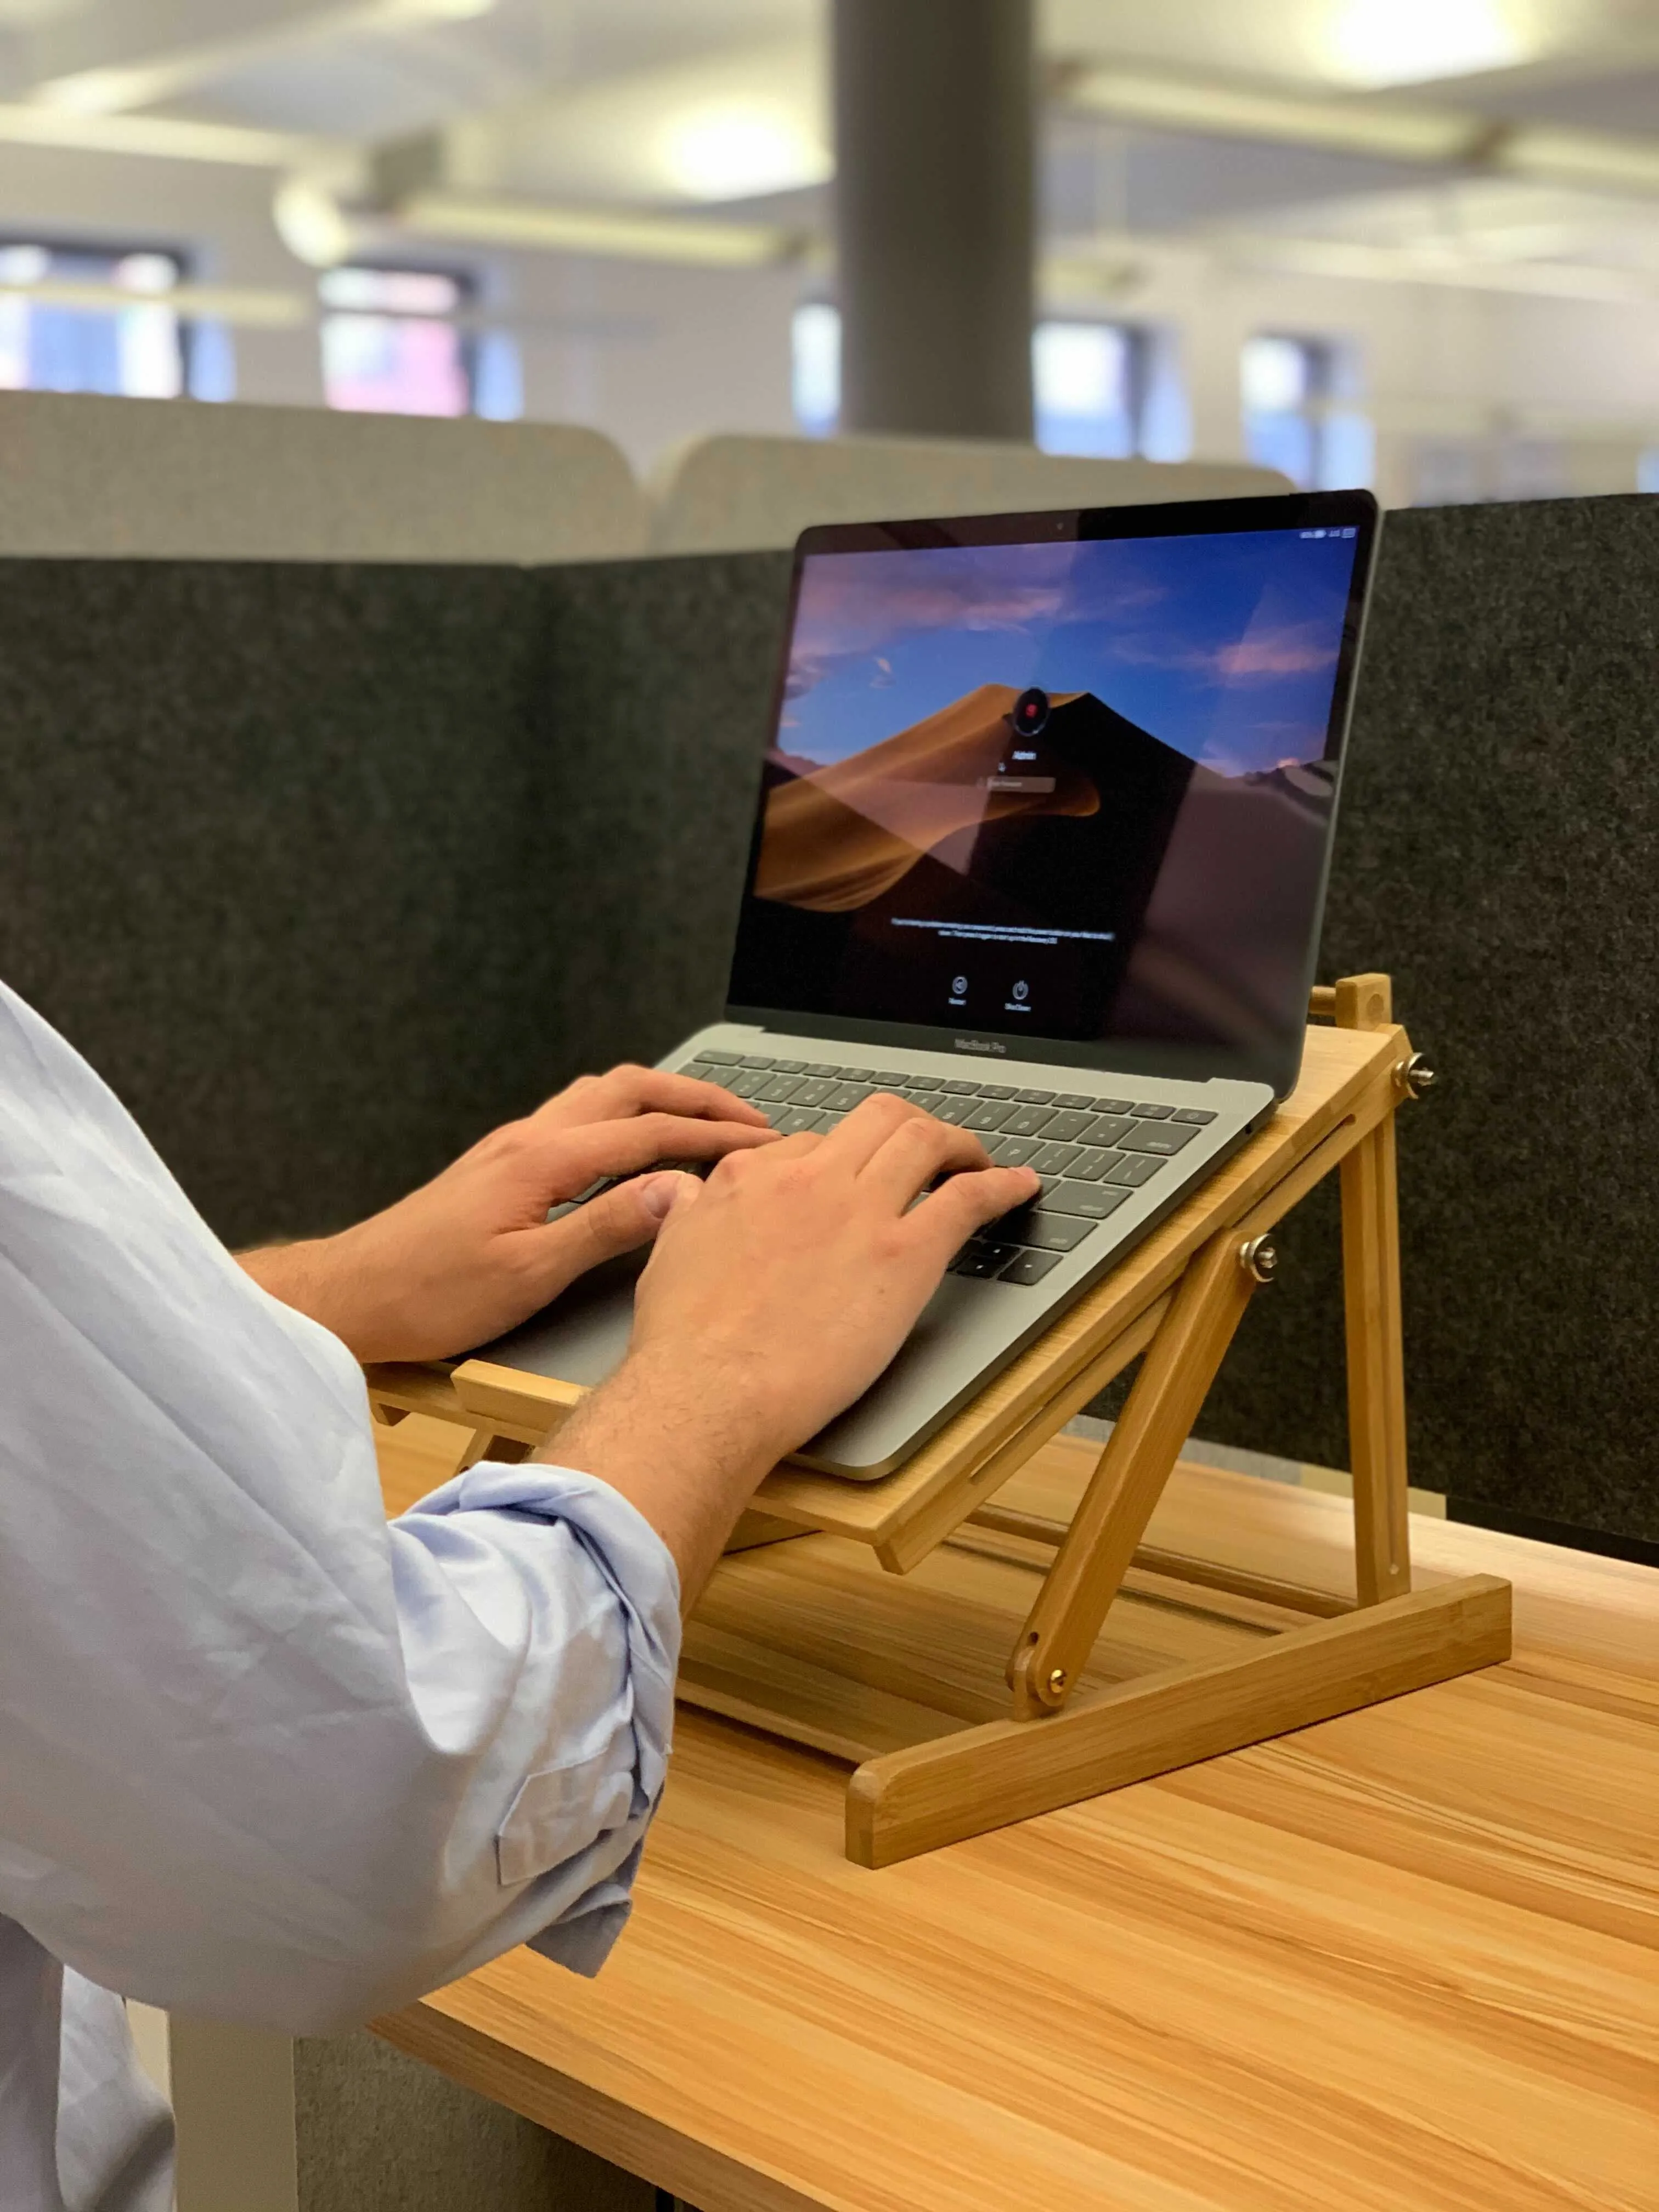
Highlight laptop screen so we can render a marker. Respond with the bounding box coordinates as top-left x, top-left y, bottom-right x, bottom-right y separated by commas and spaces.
726, 492, 1378, 1092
